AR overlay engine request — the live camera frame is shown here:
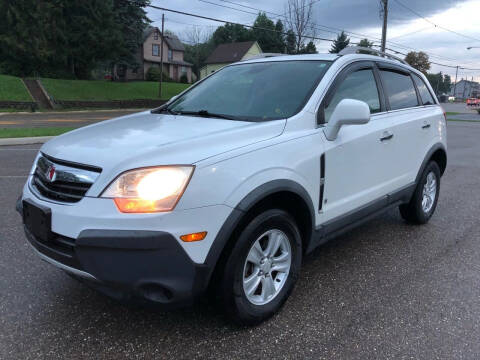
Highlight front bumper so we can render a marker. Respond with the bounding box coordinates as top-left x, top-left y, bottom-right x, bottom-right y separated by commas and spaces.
23, 224, 209, 307
18, 179, 234, 308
